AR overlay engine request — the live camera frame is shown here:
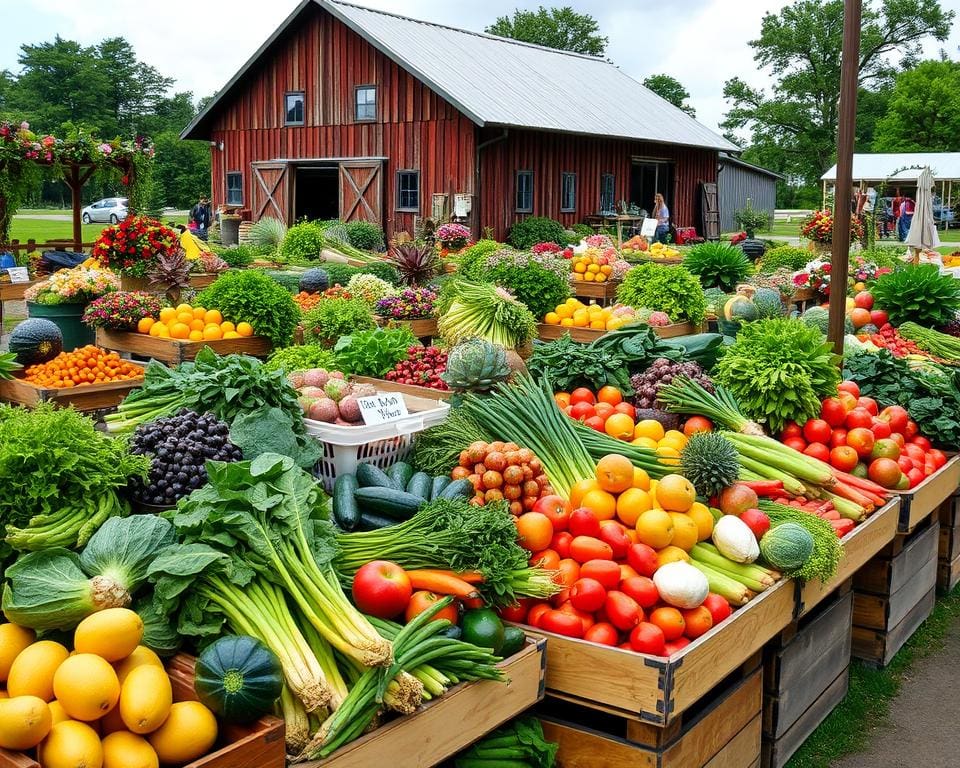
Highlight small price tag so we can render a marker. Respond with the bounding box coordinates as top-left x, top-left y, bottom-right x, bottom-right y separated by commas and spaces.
640, 218, 658, 238
358, 393, 410, 425
6, 267, 29, 283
